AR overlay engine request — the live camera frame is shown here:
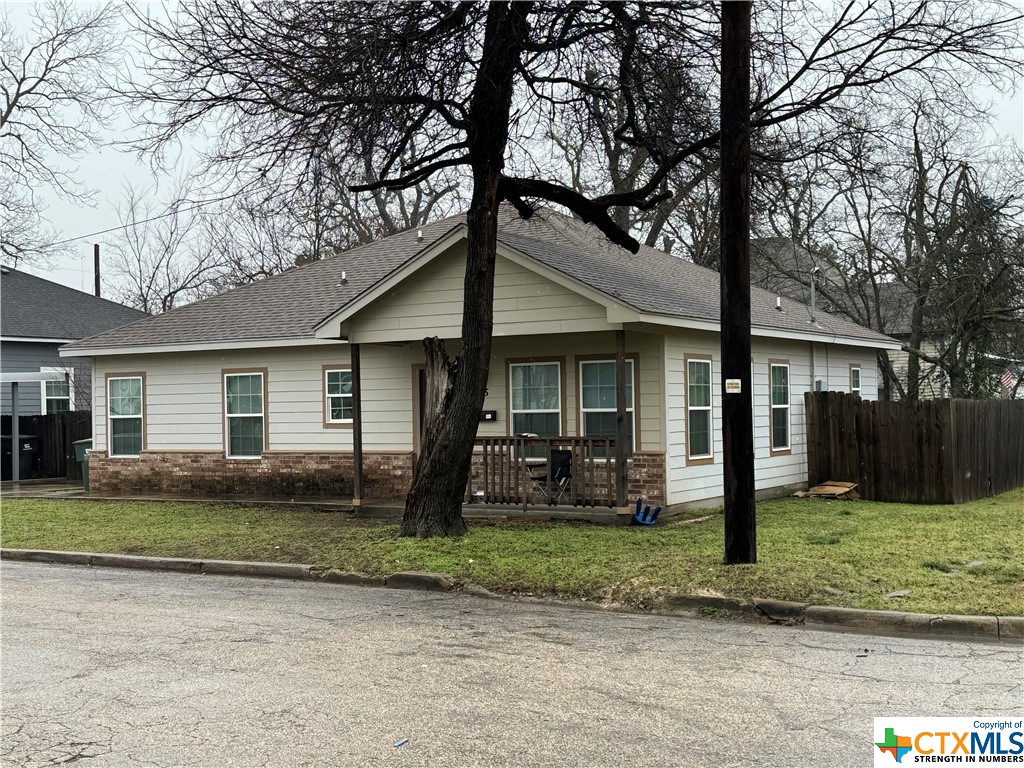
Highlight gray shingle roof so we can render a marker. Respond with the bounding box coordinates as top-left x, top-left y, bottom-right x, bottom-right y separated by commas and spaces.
64, 208, 895, 352
498, 211, 894, 344
0, 266, 148, 340
62, 218, 462, 350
